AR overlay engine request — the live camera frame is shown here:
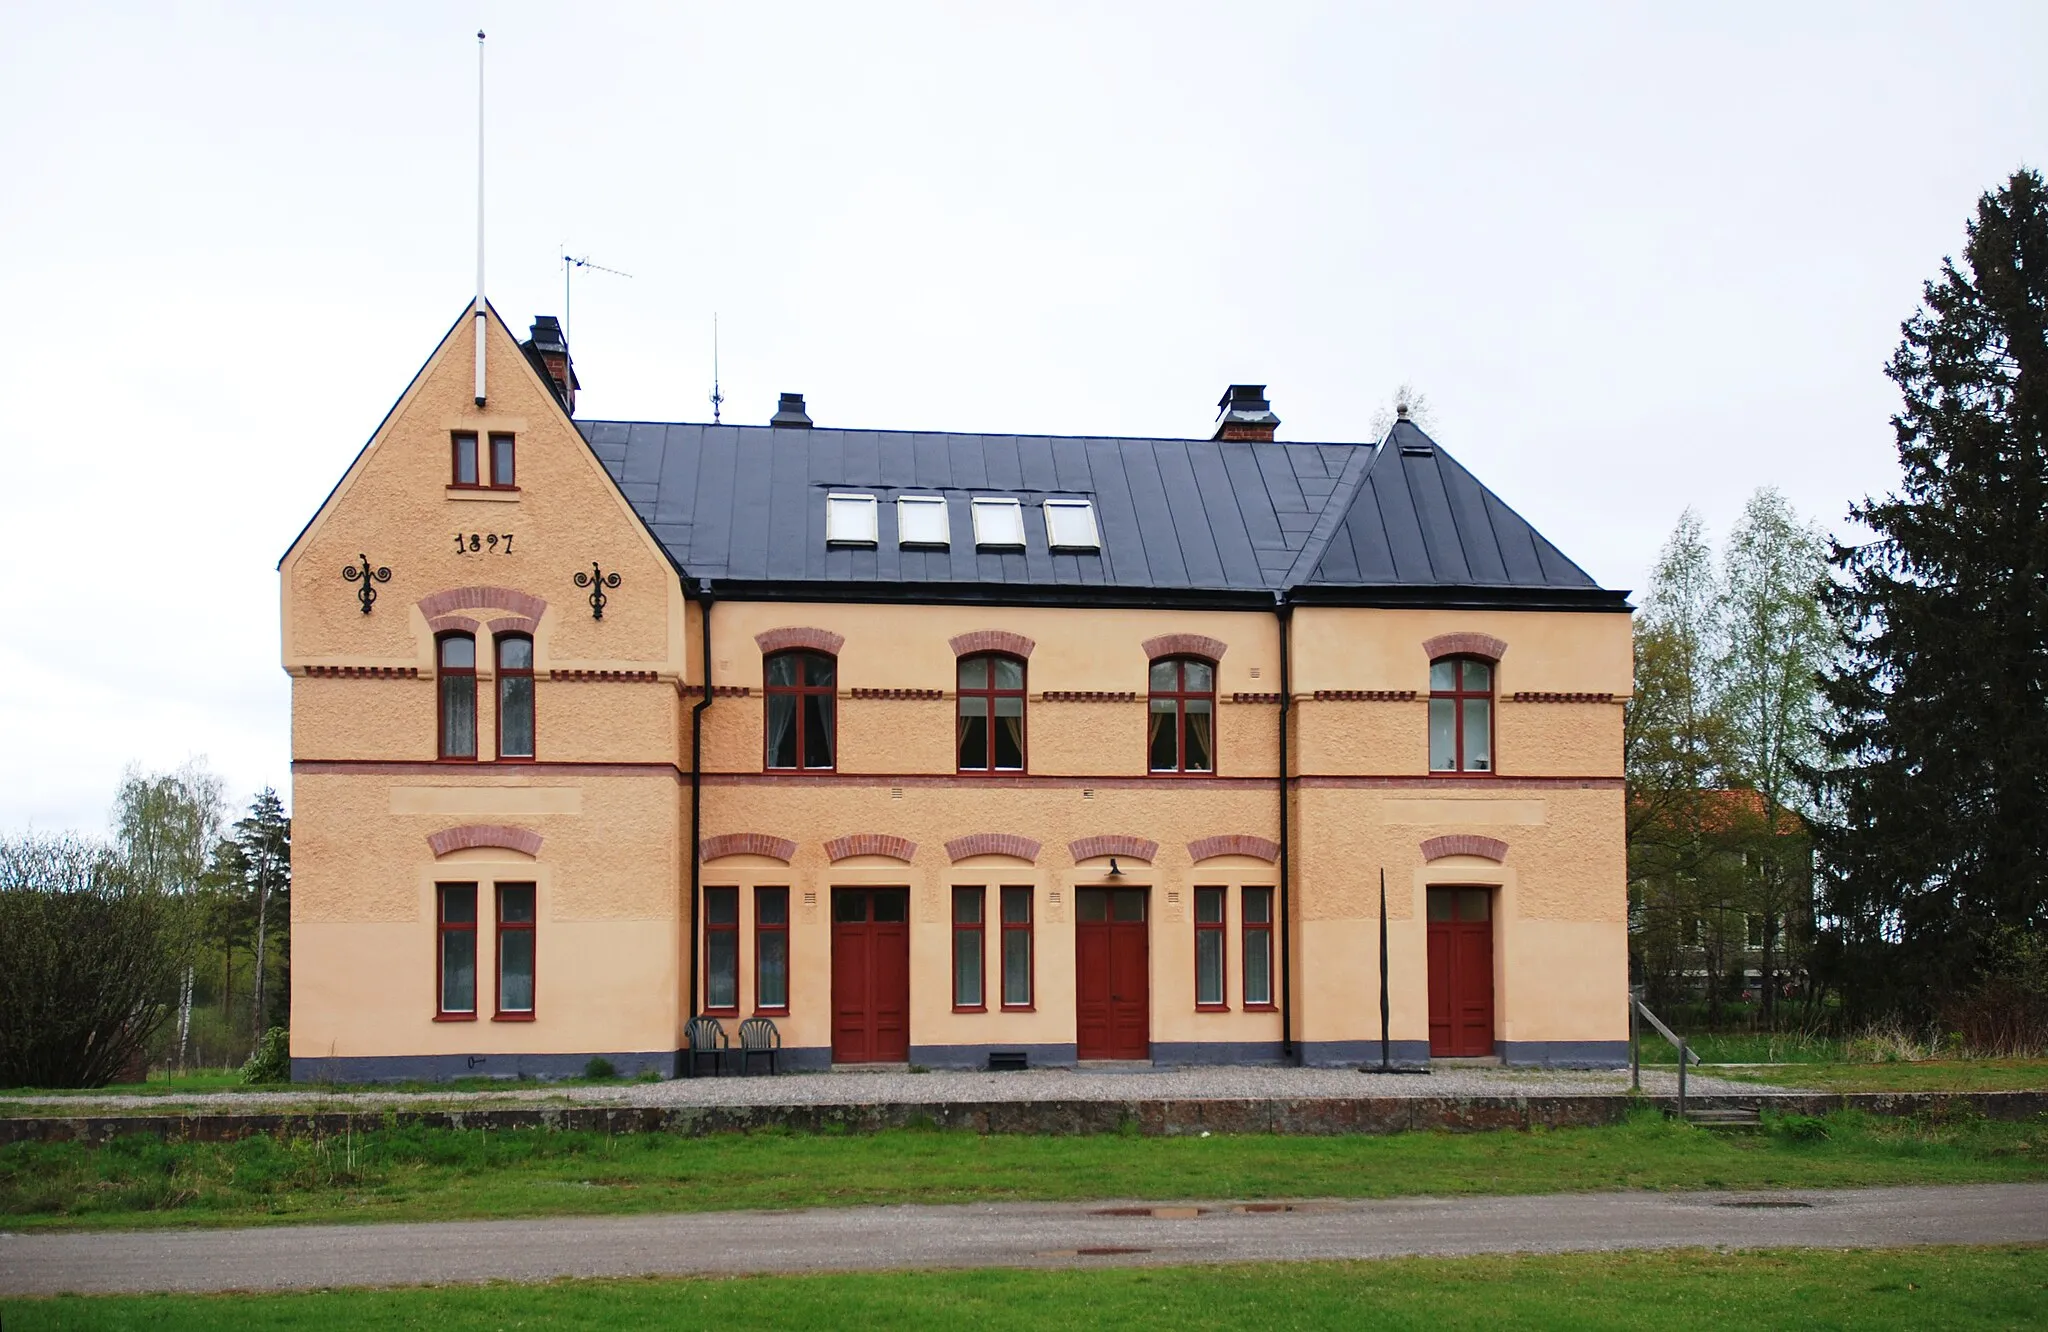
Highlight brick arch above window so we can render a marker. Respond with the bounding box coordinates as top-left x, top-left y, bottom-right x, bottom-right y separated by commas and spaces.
427, 824, 544, 858
699, 832, 798, 864
1142, 633, 1228, 662
755, 626, 845, 656
428, 615, 481, 635
1423, 632, 1508, 662
944, 833, 1042, 863
824, 833, 918, 863
1187, 834, 1281, 864
1420, 834, 1509, 863
1069, 834, 1159, 863
489, 616, 539, 636
418, 586, 549, 623
949, 630, 1036, 659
